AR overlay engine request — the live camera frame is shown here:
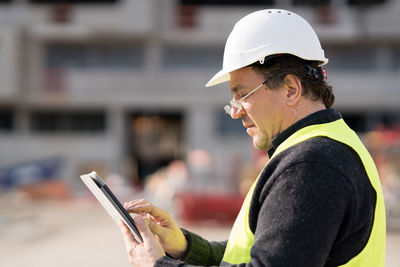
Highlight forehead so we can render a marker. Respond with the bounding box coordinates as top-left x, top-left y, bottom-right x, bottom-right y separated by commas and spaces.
229, 67, 263, 93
